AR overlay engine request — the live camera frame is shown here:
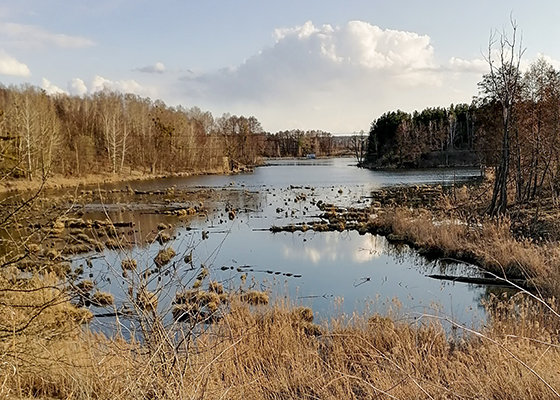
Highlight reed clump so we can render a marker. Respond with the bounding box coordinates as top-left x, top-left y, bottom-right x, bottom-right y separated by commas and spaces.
240, 290, 269, 306
121, 258, 137, 271
369, 207, 560, 293
154, 247, 176, 268
91, 290, 115, 306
